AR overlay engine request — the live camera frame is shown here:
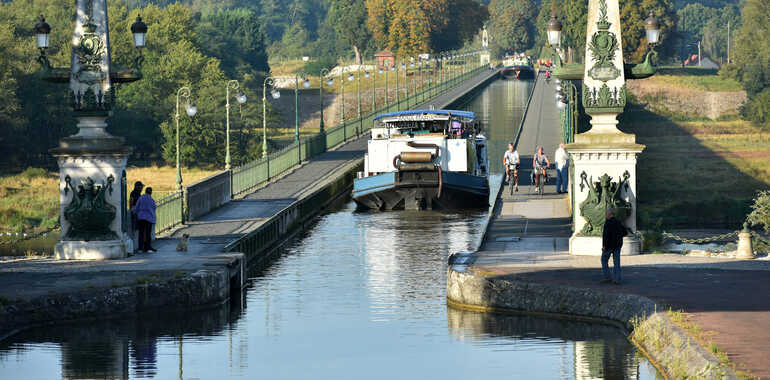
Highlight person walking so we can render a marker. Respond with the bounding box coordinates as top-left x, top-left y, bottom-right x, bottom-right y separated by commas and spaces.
128, 181, 144, 253
135, 187, 157, 253
601, 209, 627, 284
555, 143, 569, 194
